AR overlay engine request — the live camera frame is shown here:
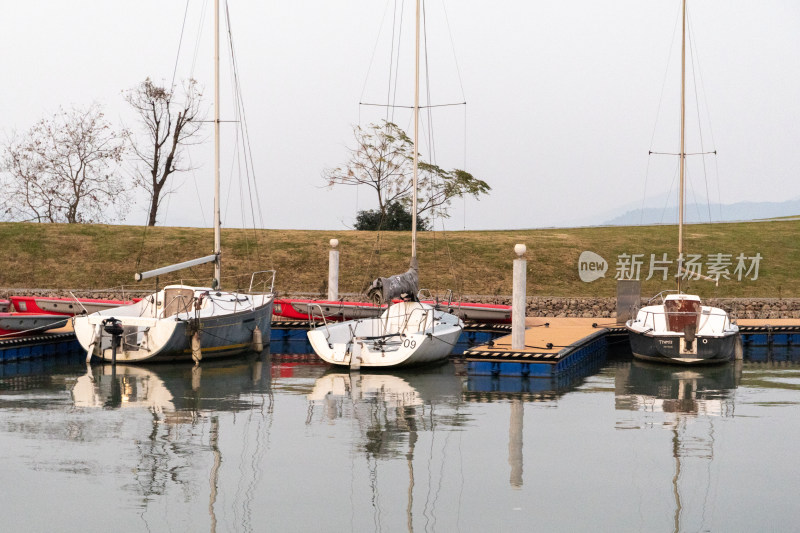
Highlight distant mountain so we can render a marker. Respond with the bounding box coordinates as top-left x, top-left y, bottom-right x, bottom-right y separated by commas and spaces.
602, 198, 800, 226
